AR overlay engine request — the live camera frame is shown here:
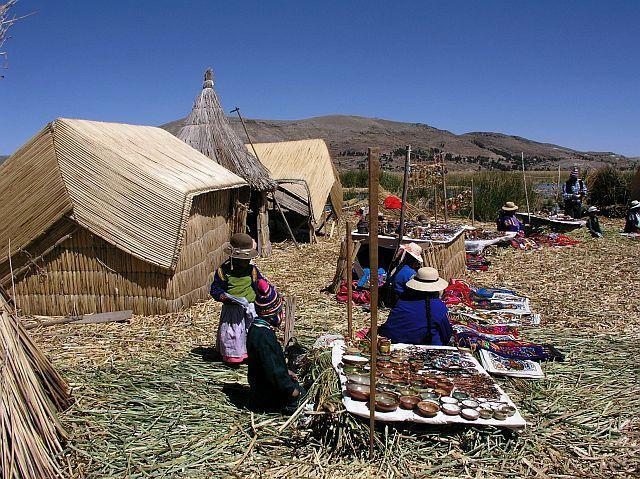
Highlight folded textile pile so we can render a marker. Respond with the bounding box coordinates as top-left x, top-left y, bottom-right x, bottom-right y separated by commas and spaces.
336, 280, 371, 305
530, 232, 580, 247
466, 253, 491, 271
